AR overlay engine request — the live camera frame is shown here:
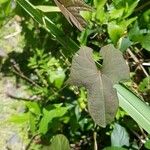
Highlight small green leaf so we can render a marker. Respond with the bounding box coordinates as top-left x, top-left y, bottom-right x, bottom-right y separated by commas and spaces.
26, 101, 41, 115
118, 37, 132, 52
111, 123, 129, 147
0, 0, 8, 4
8, 113, 29, 124
141, 34, 150, 51
54, 68, 66, 88
145, 140, 150, 149
108, 22, 124, 44
49, 134, 70, 150
123, 0, 139, 18
129, 22, 150, 51
109, 8, 124, 19
108, 18, 136, 44
138, 77, 150, 92
39, 107, 68, 134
